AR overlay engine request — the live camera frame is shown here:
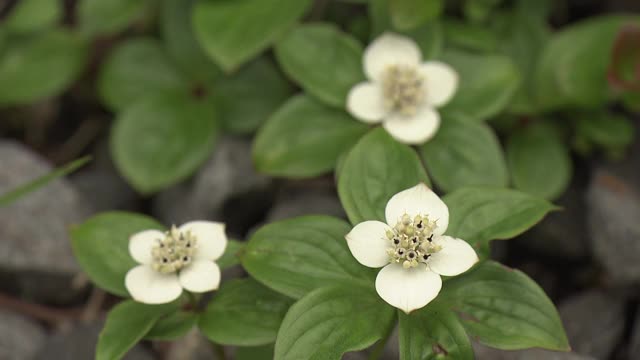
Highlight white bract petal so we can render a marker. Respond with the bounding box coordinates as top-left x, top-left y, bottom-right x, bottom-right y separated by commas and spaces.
364, 33, 421, 81
346, 220, 393, 268
375, 263, 442, 313
178, 260, 221, 293
179, 221, 227, 260
347, 82, 388, 123
125, 265, 182, 304
420, 61, 459, 107
129, 229, 164, 264
125, 221, 229, 303
382, 106, 440, 145
385, 183, 449, 235
345, 184, 478, 312
428, 236, 479, 276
